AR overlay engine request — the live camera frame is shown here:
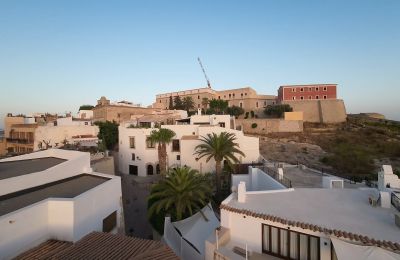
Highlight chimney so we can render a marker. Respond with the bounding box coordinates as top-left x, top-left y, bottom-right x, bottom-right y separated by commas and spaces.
238, 181, 246, 203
